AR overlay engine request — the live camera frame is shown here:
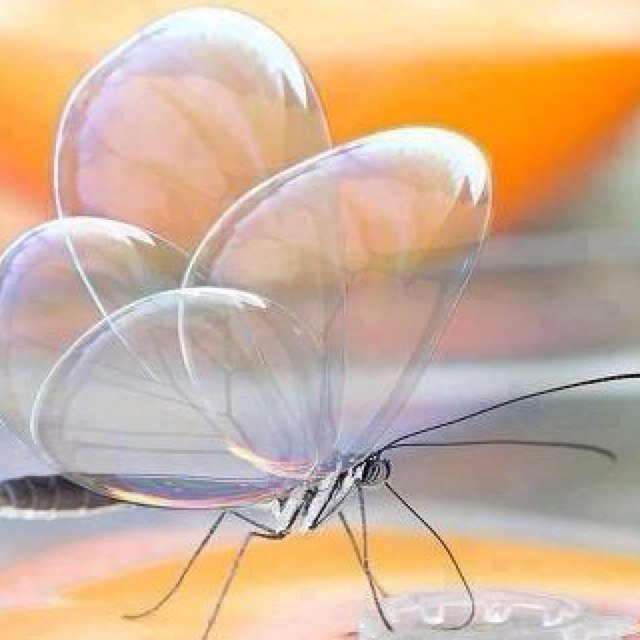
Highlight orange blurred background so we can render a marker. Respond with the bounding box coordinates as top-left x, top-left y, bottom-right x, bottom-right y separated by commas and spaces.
1, 528, 639, 639
3, 3, 640, 638
3, 0, 640, 247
